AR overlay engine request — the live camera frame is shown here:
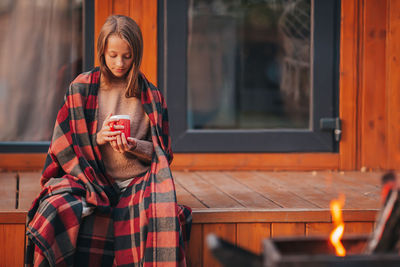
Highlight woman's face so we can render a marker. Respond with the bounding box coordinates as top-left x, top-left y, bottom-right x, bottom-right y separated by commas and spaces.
104, 35, 134, 78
